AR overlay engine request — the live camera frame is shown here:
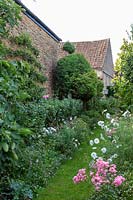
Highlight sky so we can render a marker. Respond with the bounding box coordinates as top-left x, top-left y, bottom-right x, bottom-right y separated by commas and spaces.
21, 0, 133, 62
